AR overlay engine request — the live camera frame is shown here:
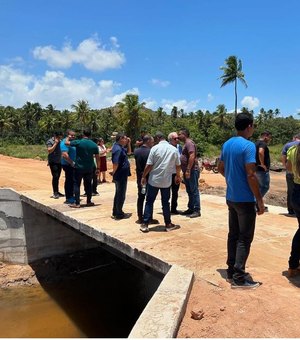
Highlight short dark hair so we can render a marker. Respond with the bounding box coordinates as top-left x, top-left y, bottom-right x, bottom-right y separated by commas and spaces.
179, 128, 190, 137
54, 131, 63, 137
261, 130, 271, 136
83, 129, 91, 137
234, 113, 254, 131
116, 132, 126, 142
154, 131, 165, 140
293, 133, 300, 139
142, 134, 153, 144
